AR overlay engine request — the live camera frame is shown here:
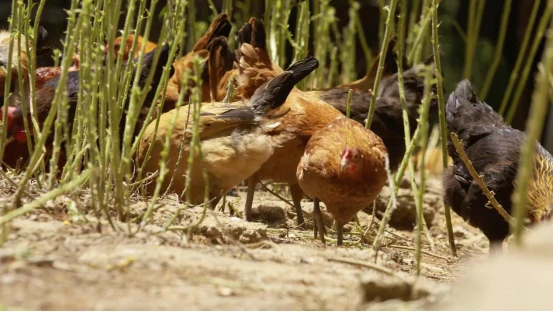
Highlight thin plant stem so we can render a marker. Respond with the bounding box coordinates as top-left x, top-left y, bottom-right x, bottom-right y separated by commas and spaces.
479, 0, 512, 100
372, 127, 420, 251
431, 0, 456, 255
450, 133, 516, 225
346, 89, 353, 118
498, 0, 542, 116
366, 0, 399, 129
506, 6, 552, 124
415, 66, 433, 276
0, 170, 90, 226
